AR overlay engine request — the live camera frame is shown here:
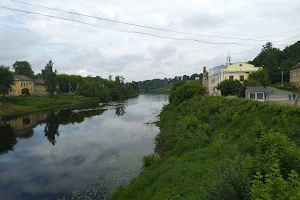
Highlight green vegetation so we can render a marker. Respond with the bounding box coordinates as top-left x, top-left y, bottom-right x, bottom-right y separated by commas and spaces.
247, 69, 269, 87
250, 41, 300, 83
112, 82, 300, 200
21, 88, 30, 95
271, 82, 299, 92
216, 80, 244, 97
0, 94, 98, 116
0, 65, 14, 101
42, 60, 57, 95
13, 61, 34, 78
150, 85, 172, 94
139, 73, 202, 93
